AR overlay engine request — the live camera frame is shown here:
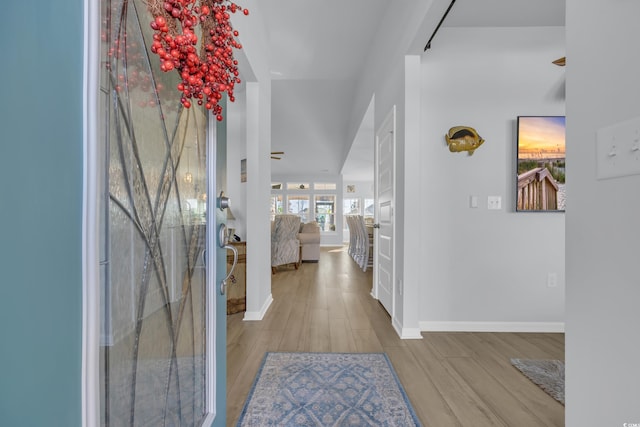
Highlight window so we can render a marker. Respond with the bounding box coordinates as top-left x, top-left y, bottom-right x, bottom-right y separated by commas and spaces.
270, 195, 284, 221
287, 182, 310, 190
314, 182, 337, 190
364, 198, 374, 218
343, 198, 361, 230
271, 178, 341, 232
315, 195, 336, 232
287, 195, 310, 222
